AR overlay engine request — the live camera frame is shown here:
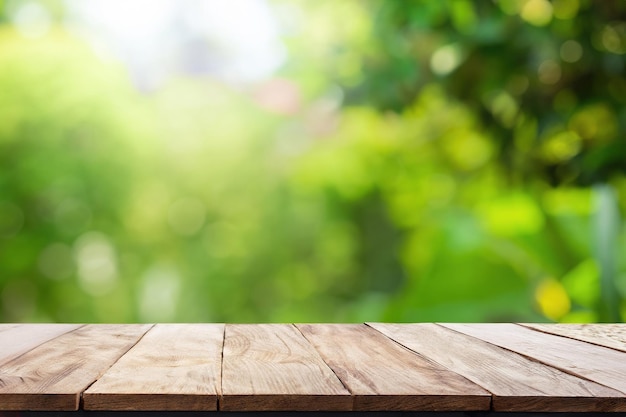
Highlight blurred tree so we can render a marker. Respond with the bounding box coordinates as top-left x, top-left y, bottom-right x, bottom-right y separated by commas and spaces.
329, 0, 626, 187
0, 28, 146, 321
279, 0, 626, 322
0, 0, 624, 324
